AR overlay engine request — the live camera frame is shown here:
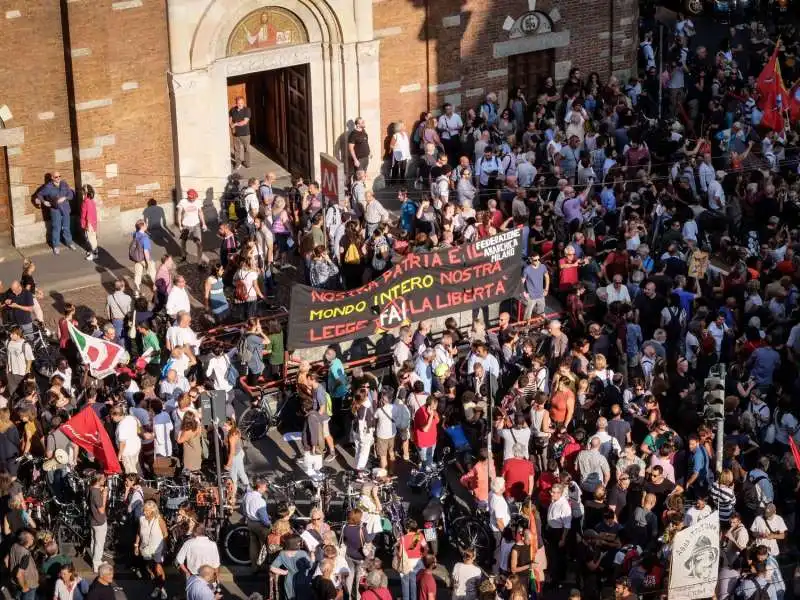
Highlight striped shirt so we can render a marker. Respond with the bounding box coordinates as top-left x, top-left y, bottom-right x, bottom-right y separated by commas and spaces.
710, 481, 736, 522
